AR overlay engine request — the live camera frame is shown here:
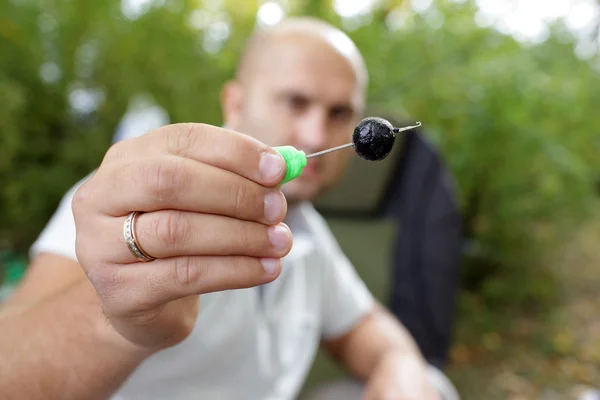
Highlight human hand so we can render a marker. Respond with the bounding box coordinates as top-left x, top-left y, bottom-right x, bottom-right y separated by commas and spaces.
362, 352, 440, 400
72, 123, 292, 352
